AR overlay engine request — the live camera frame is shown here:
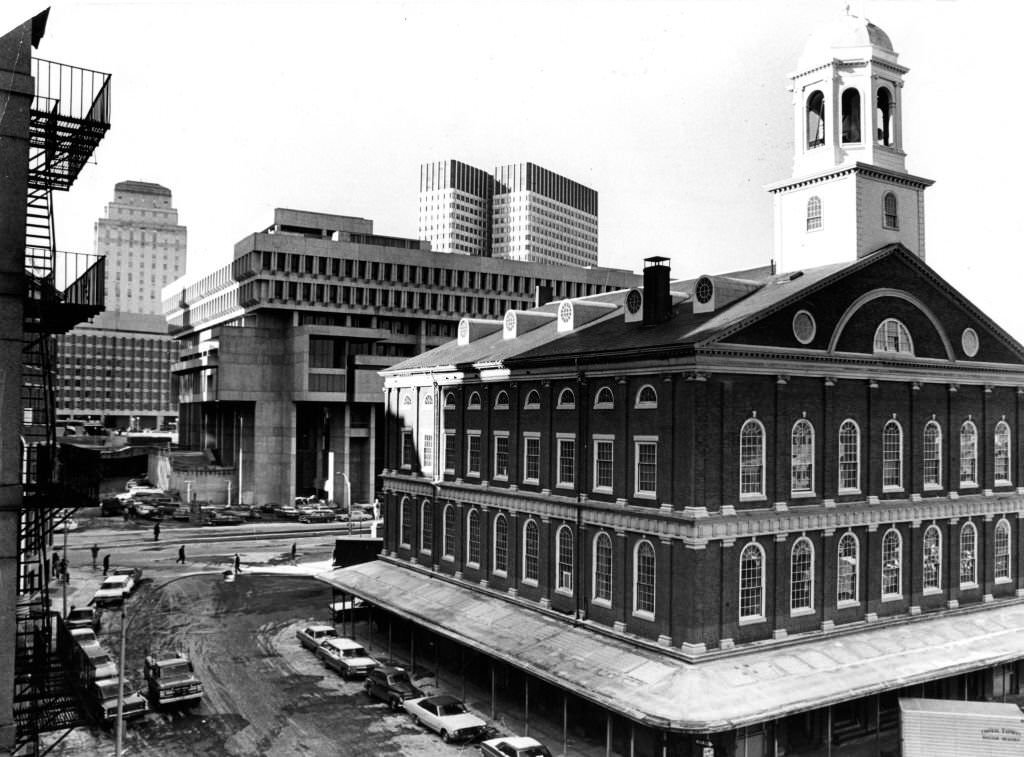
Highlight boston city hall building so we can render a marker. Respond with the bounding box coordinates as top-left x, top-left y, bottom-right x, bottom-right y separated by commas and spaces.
332, 12, 1024, 757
